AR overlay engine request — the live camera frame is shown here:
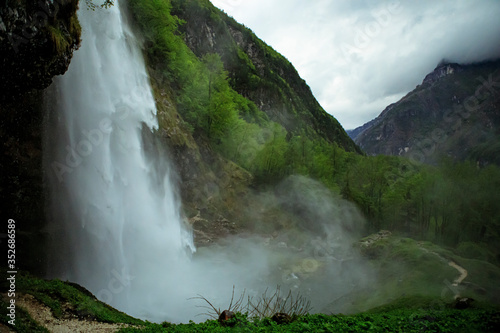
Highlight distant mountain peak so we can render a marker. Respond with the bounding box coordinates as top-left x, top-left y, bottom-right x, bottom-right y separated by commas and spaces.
351, 60, 500, 165
422, 62, 463, 86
